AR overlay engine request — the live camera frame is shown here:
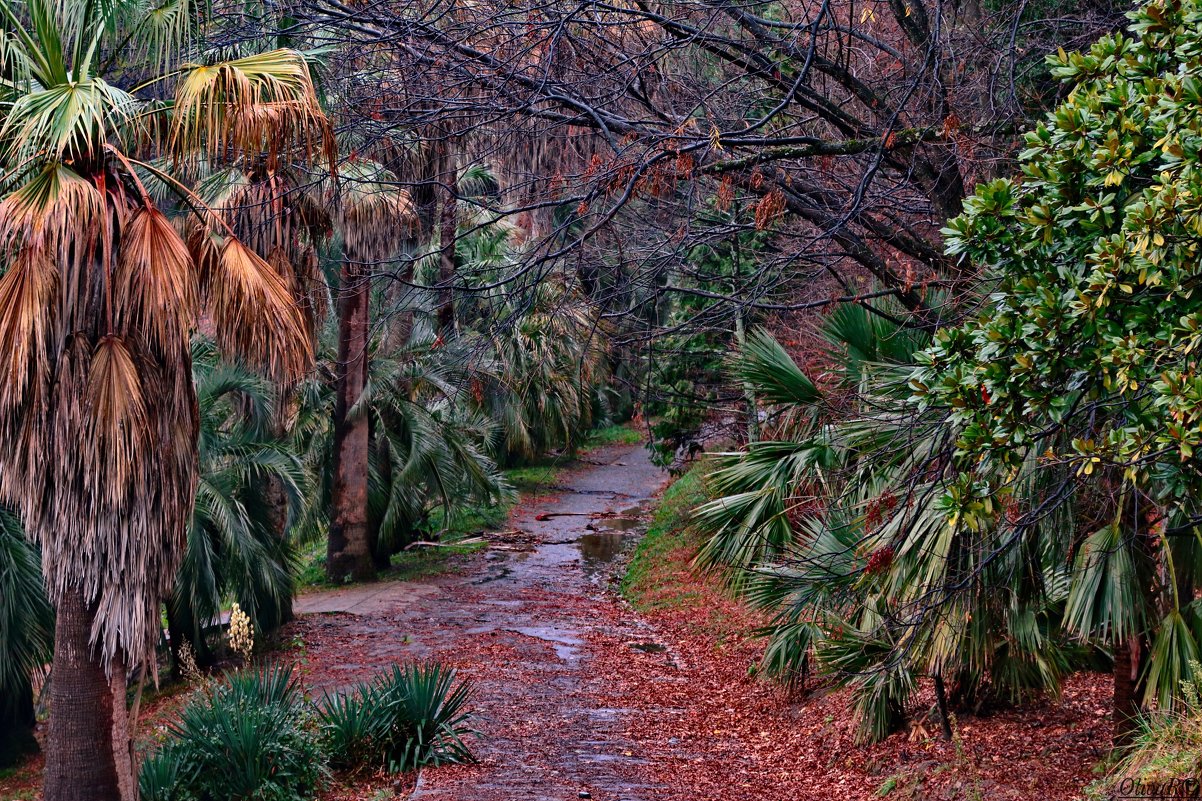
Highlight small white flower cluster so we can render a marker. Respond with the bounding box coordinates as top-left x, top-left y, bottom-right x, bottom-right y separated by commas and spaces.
228, 603, 254, 662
